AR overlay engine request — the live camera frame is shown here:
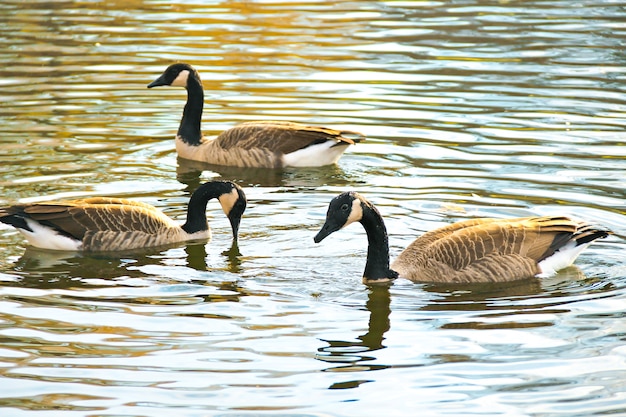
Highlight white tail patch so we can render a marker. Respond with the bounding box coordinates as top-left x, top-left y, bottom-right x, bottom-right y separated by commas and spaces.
537, 240, 591, 277
282, 141, 349, 167
20, 219, 82, 251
